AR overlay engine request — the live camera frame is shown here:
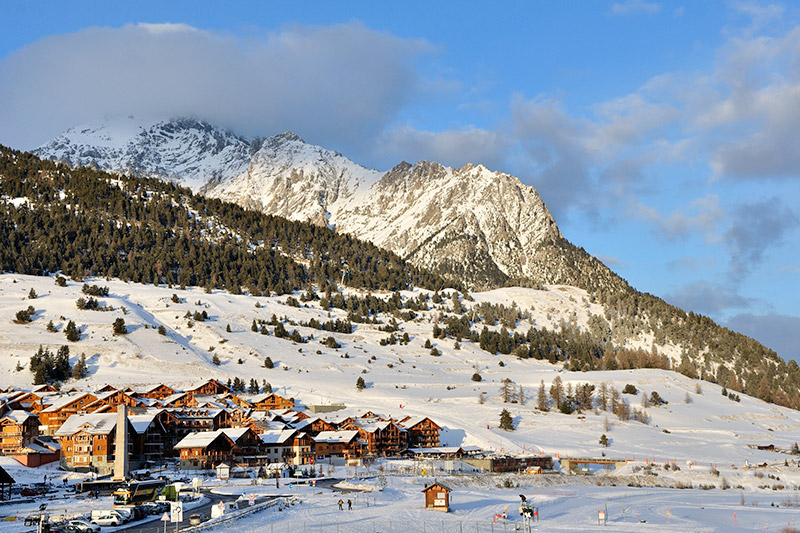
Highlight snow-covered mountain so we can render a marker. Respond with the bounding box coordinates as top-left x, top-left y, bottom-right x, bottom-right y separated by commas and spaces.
34, 116, 255, 191
34, 117, 570, 289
